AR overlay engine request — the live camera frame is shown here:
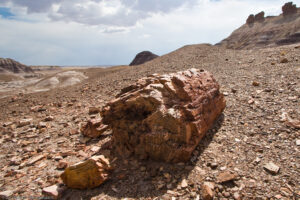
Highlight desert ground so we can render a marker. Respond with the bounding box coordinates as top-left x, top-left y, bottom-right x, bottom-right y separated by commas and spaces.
0, 43, 299, 199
